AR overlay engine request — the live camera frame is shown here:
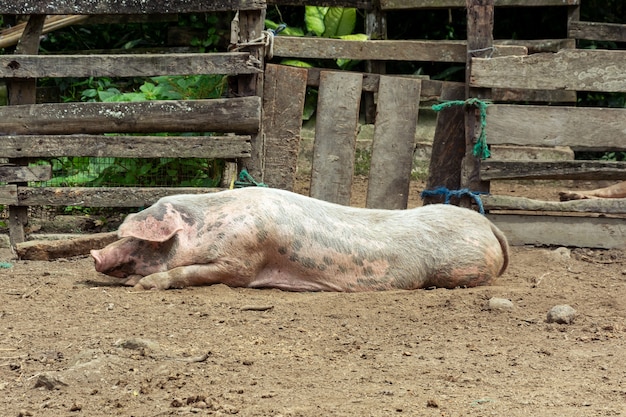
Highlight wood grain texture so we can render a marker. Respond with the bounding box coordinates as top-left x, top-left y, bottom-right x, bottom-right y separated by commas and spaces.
0, 53, 262, 78
424, 82, 466, 205
569, 21, 626, 43
273, 37, 526, 63
0, 135, 251, 158
7, 14, 46, 246
485, 105, 626, 151
0, 98, 261, 135
310, 71, 363, 206
484, 195, 626, 214
380, 0, 578, 9
471, 49, 626, 92
481, 160, 626, 181
0, 165, 52, 183
2, 0, 265, 14
487, 213, 626, 249
1, 187, 223, 207
262, 64, 308, 190
366, 76, 421, 209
